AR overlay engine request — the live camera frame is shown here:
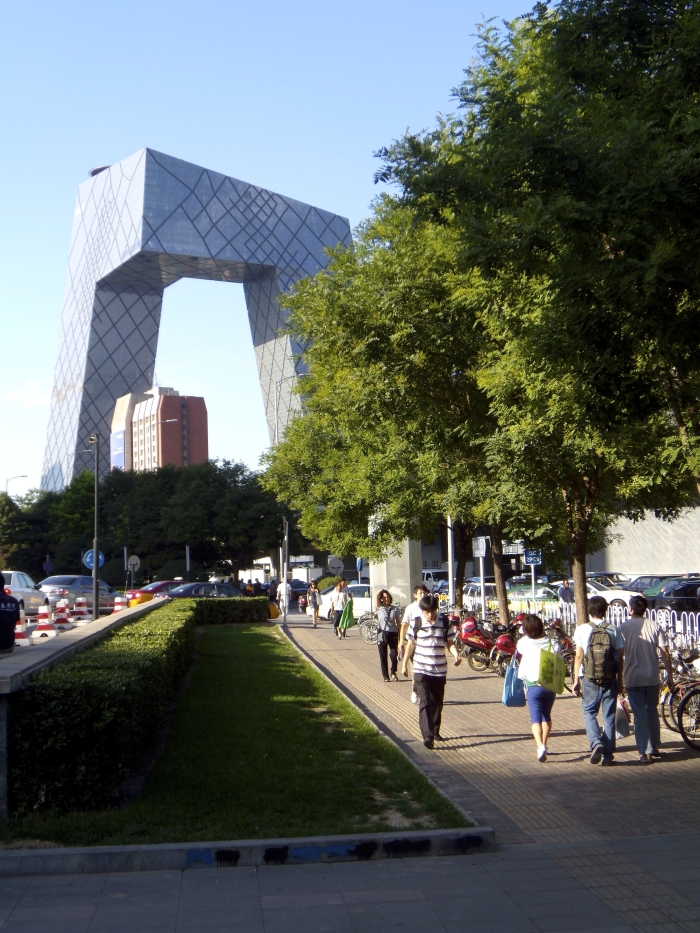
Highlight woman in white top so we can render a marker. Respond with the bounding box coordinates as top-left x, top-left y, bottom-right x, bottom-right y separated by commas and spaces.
515, 614, 562, 763
330, 581, 348, 638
